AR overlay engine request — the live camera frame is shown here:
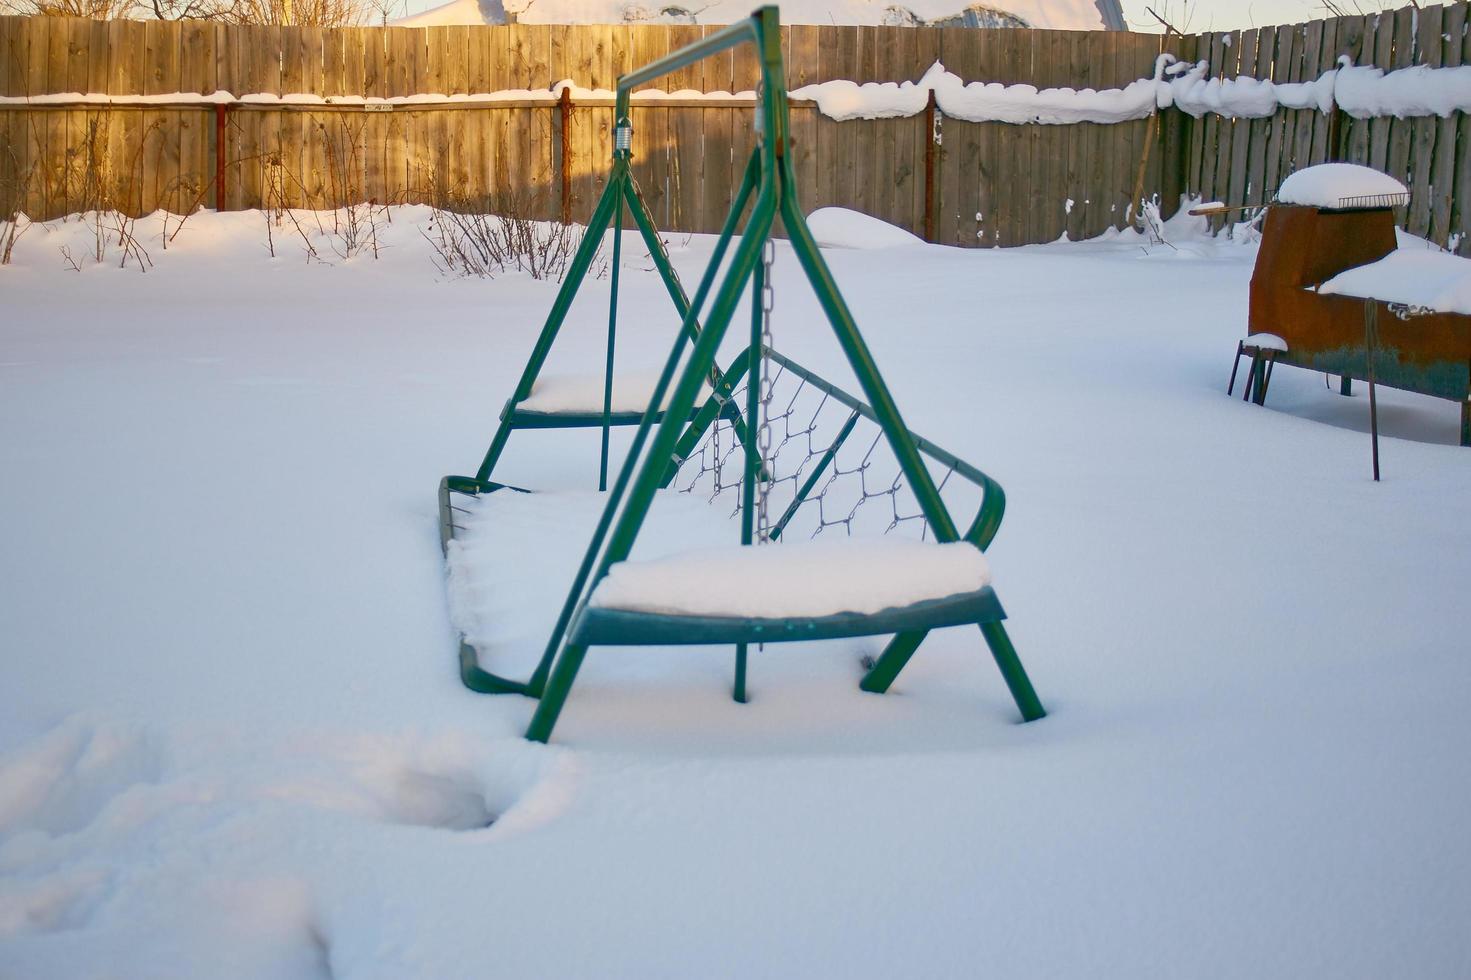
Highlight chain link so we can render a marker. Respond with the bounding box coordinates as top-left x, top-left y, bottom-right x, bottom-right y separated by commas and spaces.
755, 237, 776, 544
